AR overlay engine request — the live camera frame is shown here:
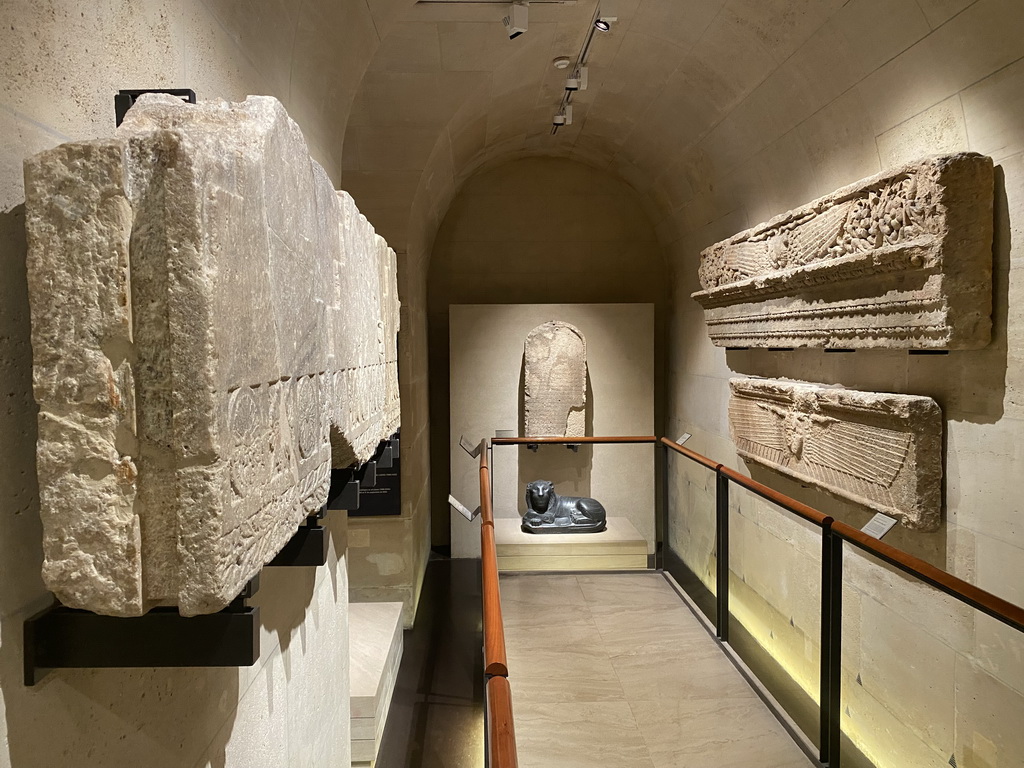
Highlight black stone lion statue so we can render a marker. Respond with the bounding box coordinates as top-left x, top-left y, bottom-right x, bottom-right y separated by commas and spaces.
522, 480, 607, 534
